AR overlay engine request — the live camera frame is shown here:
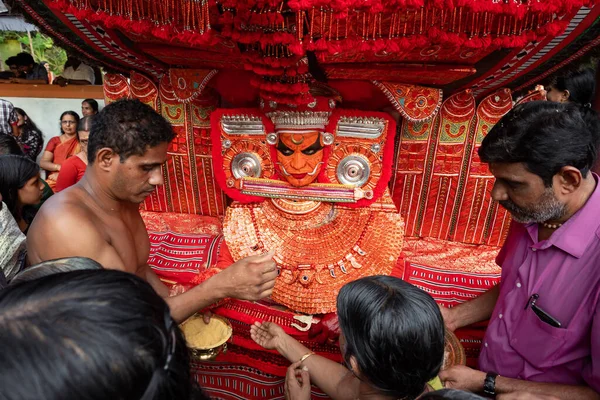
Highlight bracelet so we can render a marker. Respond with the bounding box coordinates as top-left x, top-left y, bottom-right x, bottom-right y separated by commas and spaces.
298, 352, 315, 364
